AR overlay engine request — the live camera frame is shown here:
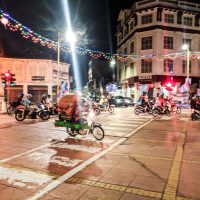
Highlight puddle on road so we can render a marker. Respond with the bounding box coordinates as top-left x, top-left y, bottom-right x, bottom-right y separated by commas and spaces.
51, 143, 102, 153
0, 166, 53, 189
